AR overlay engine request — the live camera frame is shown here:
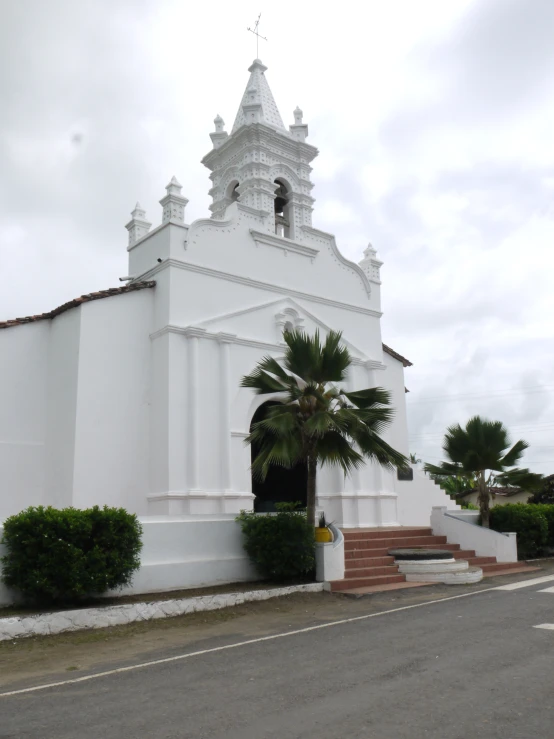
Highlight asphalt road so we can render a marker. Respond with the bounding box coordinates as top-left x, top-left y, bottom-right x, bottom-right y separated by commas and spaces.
2, 577, 554, 738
